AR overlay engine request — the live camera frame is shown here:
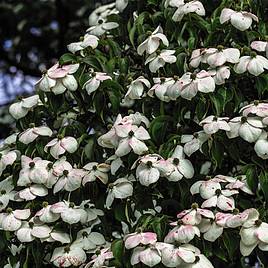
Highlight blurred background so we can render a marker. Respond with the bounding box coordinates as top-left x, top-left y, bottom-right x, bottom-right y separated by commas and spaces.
0, 0, 111, 138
